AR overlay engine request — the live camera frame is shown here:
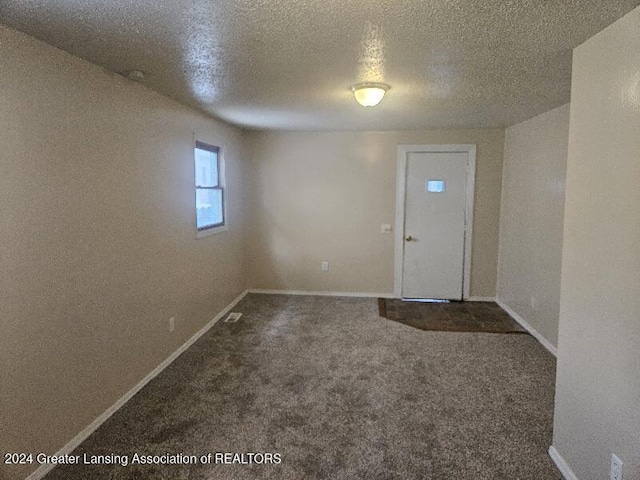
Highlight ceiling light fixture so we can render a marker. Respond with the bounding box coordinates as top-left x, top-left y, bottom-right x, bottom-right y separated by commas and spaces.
351, 82, 390, 107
